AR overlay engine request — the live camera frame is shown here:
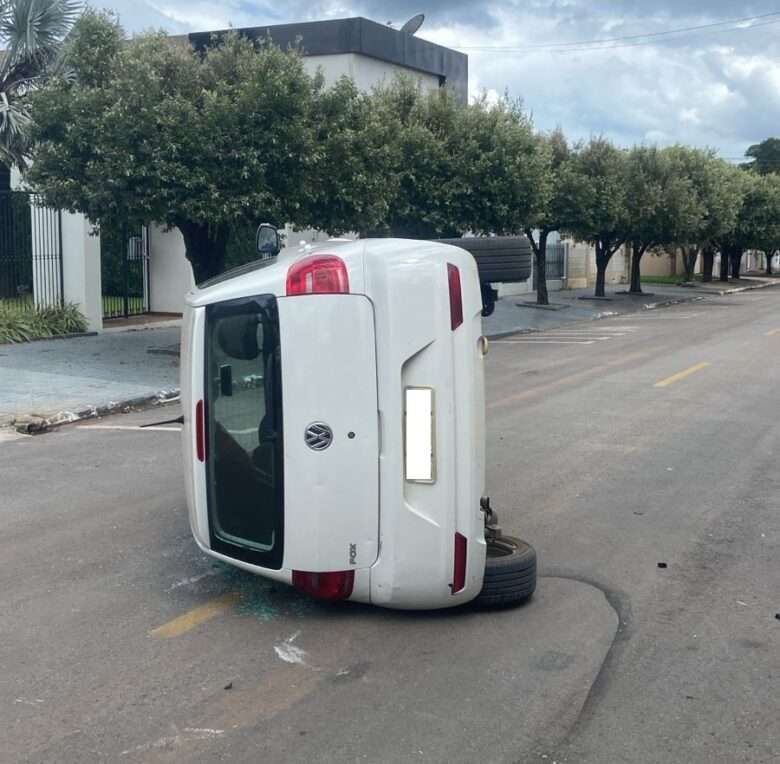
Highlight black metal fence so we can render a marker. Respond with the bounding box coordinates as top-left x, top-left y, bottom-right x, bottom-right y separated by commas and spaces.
101, 223, 150, 319
0, 191, 62, 311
